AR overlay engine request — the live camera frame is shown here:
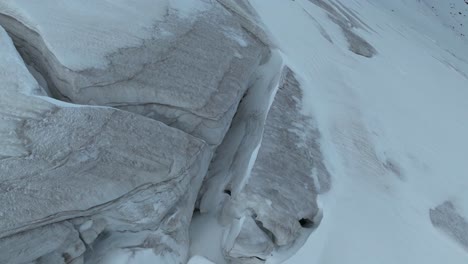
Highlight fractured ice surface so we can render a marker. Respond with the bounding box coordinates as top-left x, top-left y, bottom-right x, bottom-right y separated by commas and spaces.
0, 0, 268, 146
0, 24, 211, 264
